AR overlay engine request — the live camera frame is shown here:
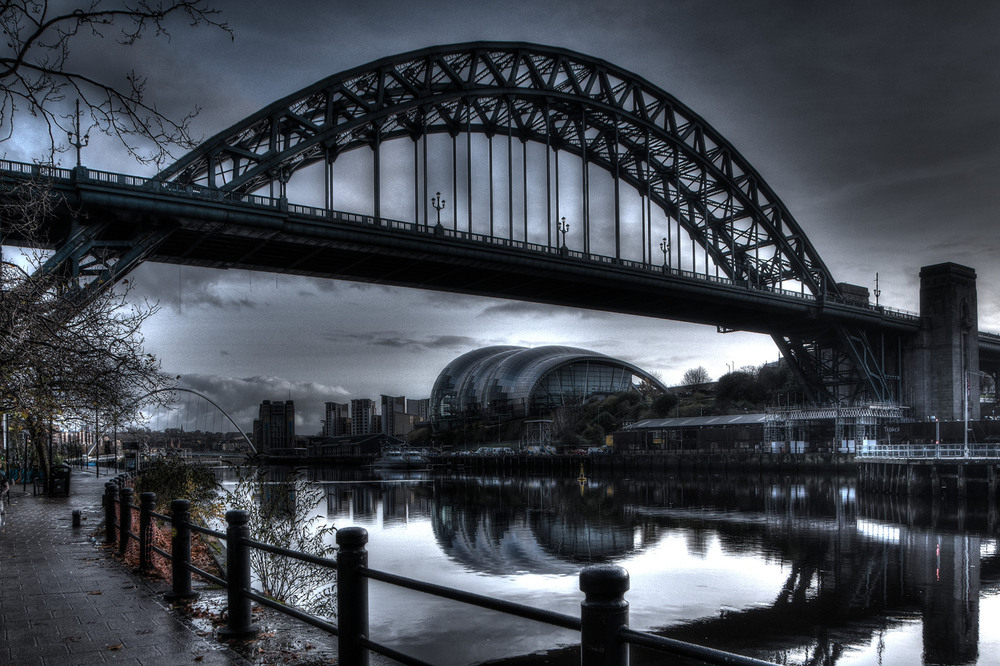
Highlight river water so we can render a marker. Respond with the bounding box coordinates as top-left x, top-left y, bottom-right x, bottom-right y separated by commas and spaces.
257, 466, 1000, 666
